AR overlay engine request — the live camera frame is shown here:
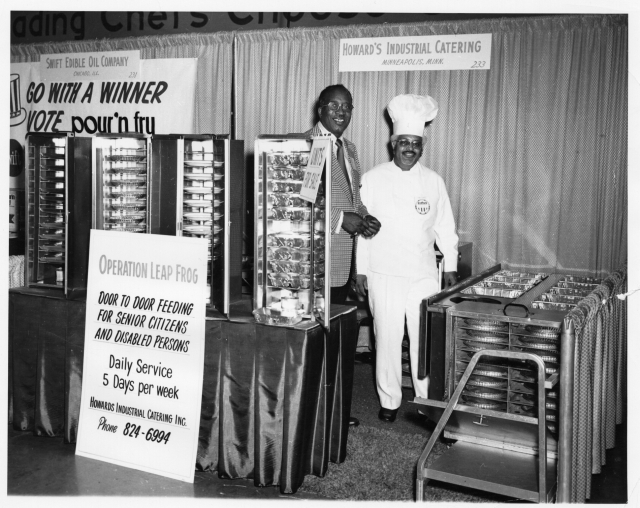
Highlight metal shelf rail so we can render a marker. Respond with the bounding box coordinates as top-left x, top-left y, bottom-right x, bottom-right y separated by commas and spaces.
415, 350, 557, 503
